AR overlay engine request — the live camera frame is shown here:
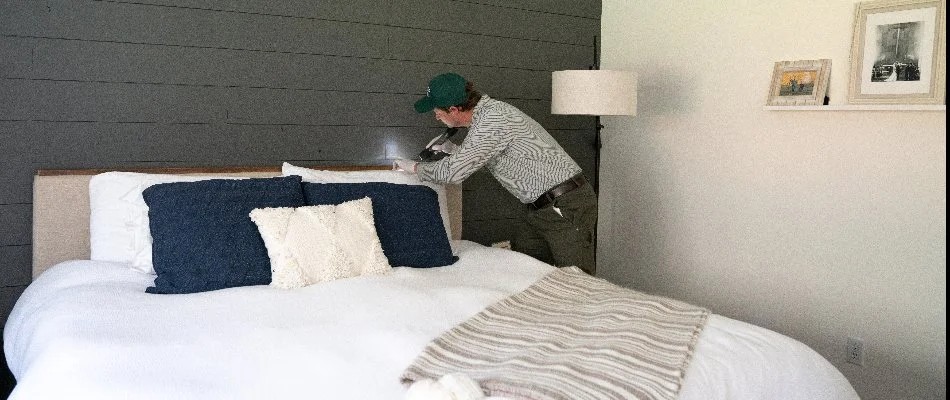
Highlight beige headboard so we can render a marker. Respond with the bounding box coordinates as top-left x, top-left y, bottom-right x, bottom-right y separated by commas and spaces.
31, 166, 462, 279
